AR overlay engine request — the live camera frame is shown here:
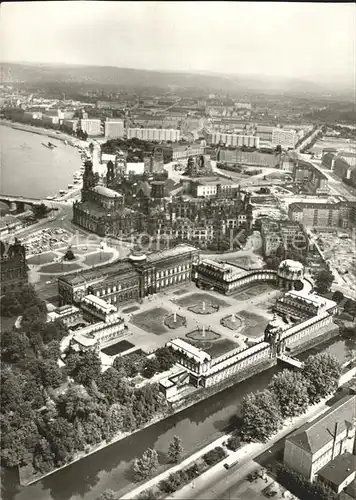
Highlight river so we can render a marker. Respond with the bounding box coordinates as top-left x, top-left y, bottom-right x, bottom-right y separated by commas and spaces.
1, 335, 354, 500
0, 124, 82, 199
